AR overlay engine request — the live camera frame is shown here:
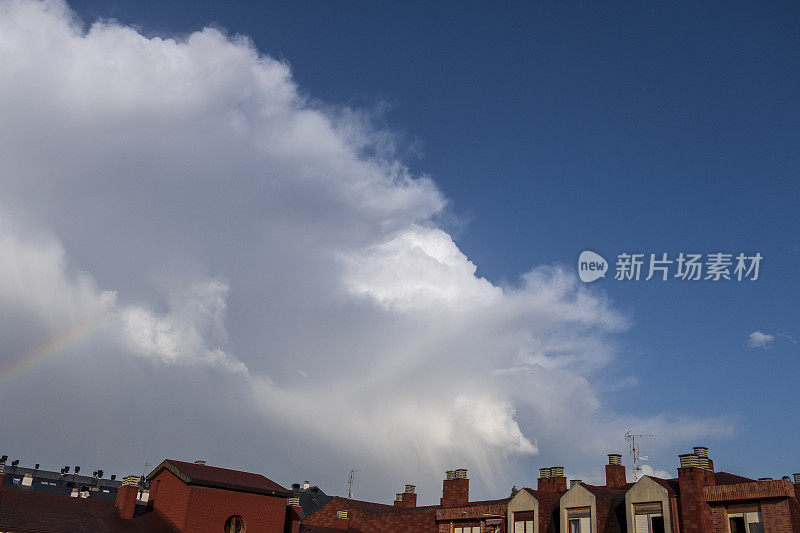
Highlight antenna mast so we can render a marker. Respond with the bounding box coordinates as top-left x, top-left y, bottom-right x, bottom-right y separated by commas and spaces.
347, 468, 360, 499
625, 430, 654, 481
